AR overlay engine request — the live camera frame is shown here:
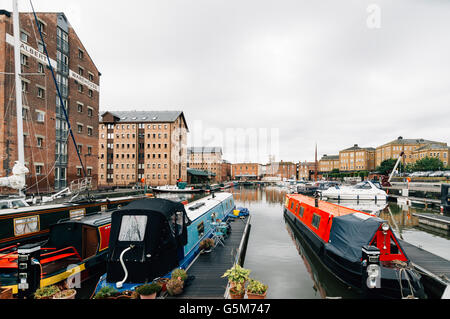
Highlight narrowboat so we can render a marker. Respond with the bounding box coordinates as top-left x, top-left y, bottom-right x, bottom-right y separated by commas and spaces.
0, 193, 150, 249
93, 192, 236, 294
0, 210, 112, 297
220, 182, 234, 190
284, 193, 426, 299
